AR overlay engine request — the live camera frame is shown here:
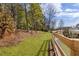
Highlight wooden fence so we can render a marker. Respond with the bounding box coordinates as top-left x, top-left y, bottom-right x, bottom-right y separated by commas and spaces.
52, 32, 79, 56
